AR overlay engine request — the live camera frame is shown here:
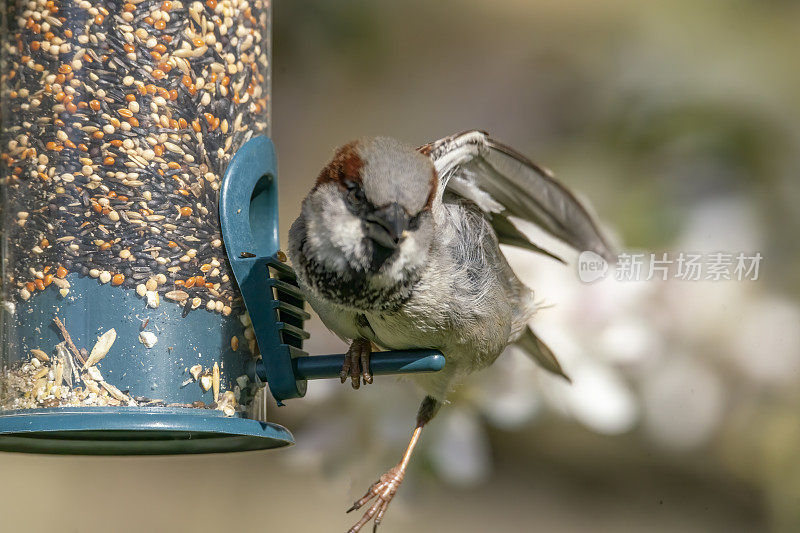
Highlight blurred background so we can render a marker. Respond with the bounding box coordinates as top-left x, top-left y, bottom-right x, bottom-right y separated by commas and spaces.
2, 0, 800, 531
